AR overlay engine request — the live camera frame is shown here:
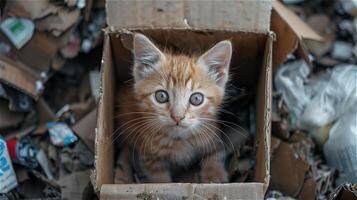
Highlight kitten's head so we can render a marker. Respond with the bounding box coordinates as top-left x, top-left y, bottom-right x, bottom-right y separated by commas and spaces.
132, 34, 232, 138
